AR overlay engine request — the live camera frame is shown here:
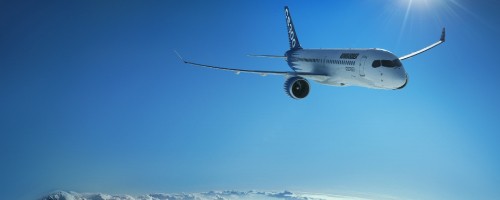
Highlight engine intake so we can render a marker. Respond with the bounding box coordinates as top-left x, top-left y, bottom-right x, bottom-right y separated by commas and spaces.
284, 77, 310, 99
